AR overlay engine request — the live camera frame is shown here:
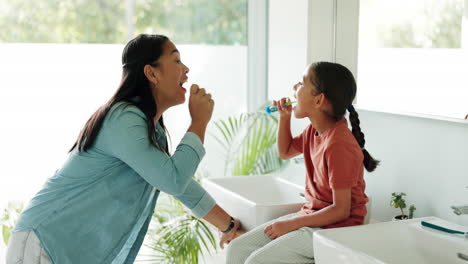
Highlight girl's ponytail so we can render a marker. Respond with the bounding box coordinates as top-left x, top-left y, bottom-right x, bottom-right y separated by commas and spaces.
347, 105, 380, 172
310, 62, 380, 172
